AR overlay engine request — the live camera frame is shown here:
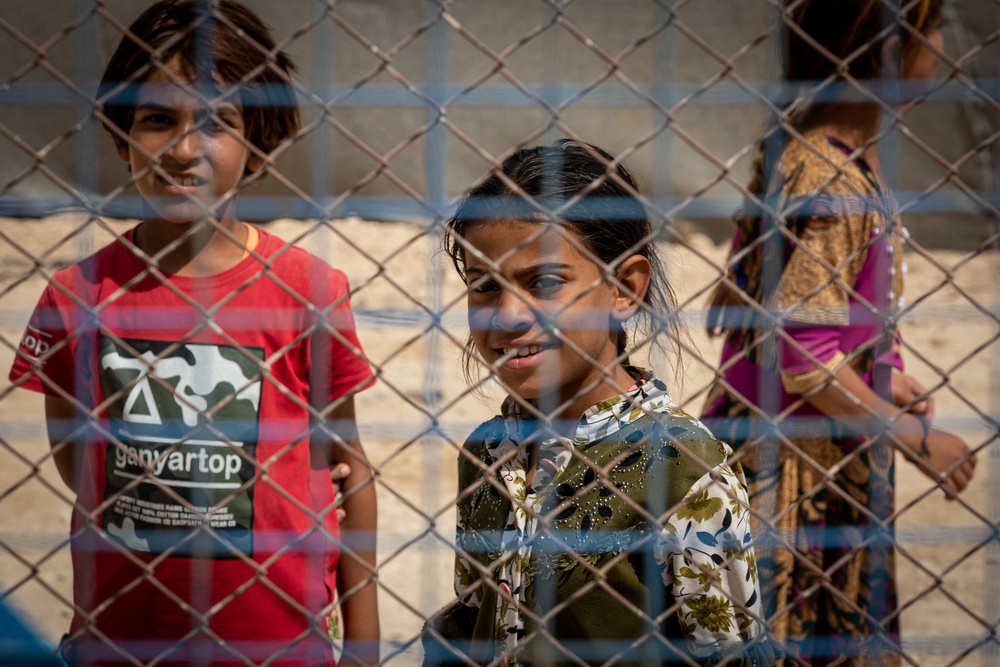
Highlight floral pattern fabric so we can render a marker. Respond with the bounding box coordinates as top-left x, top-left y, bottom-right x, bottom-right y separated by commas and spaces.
445, 372, 772, 666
